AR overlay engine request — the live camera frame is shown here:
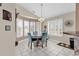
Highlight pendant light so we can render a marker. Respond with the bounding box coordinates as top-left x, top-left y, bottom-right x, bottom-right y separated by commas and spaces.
38, 3, 45, 22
